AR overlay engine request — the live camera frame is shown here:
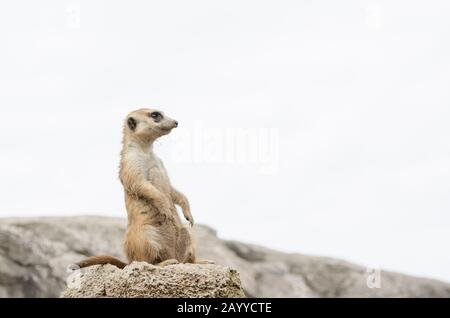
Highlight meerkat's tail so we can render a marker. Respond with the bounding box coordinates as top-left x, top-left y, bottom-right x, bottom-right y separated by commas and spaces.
74, 255, 127, 269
